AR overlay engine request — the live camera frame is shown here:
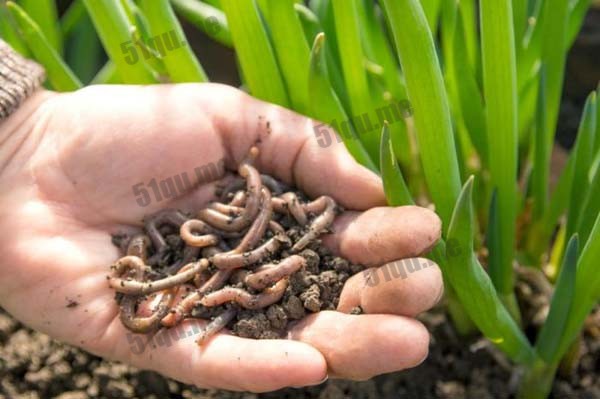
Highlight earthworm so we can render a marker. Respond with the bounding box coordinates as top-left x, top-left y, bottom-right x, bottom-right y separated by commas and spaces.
244, 255, 306, 290
180, 219, 220, 248
208, 201, 243, 216
144, 209, 188, 254
110, 259, 209, 295
196, 307, 238, 345
229, 191, 247, 207
126, 234, 152, 261
162, 269, 233, 327
220, 174, 288, 199
235, 188, 272, 252
278, 192, 308, 225
200, 278, 289, 310
292, 196, 337, 252
120, 290, 175, 333
163, 246, 201, 276
210, 233, 290, 269
198, 159, 262, 232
